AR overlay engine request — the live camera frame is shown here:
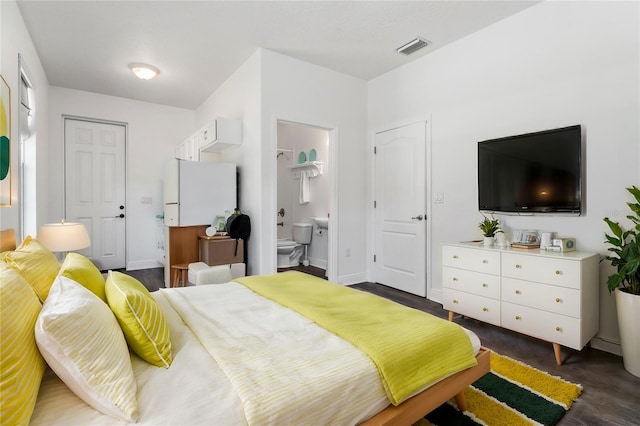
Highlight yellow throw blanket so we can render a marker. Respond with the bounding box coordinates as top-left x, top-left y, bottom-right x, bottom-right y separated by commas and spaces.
235, 271, 477, 405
